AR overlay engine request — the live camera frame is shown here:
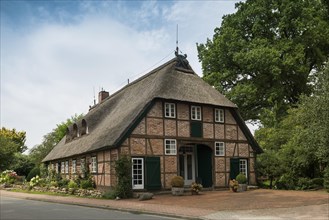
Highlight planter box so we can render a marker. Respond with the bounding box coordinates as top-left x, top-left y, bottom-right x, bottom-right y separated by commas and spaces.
172, 187, 184, 196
